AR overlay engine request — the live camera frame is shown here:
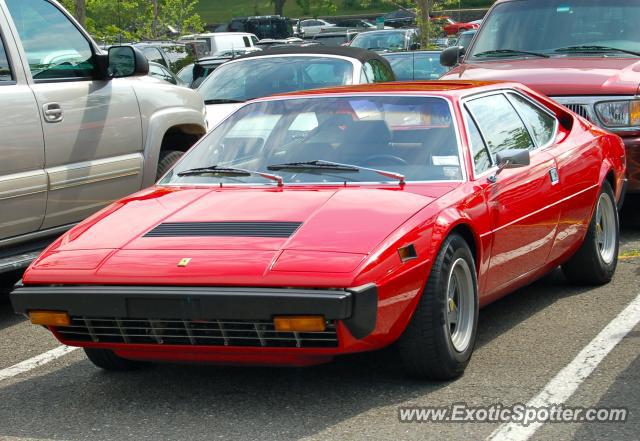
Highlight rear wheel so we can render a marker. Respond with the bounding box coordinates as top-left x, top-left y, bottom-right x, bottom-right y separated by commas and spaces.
156, 150, 184, 180
562, 181, 619, 285
397, 234, 478, 381
84, 348, 148, 371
